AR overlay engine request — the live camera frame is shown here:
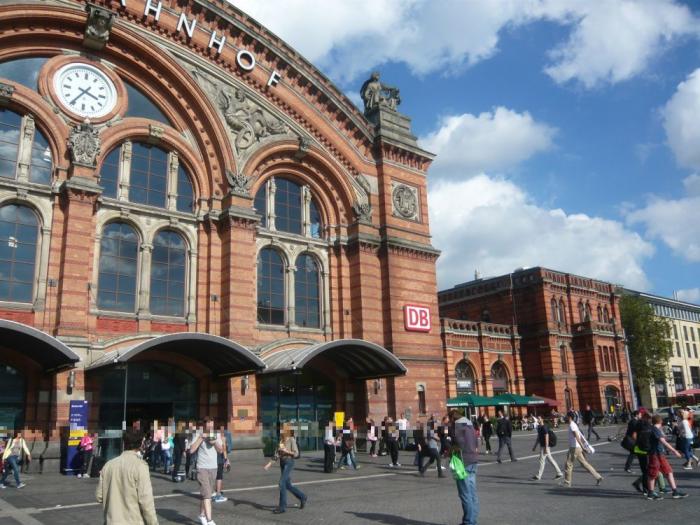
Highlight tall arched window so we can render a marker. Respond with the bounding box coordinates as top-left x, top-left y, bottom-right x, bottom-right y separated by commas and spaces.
605, 386, 620, 412
559, 299, 567, 325
257, 248, 285, 325
560, 345, 569, 374
129, 143, 167, 208
0, 109, 21, 179
176, 165, 194, 213
29, 128, 52, 185
150, 230, 187, 317
97, 222, 139, 312
564, 388, 573, 411
254, 186, 267, 228
294, 254, 320, 328
551, 298, 559, 323
99, 147, 120, 199
491, 362, 508, 393
274, 178, 303, 234
455, 360, 475, 395
603, 307, 610, 323
598, 346, 605, 371
585, 302, 592, 321
578, 301, 585, 322
0, 204, 38, 302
